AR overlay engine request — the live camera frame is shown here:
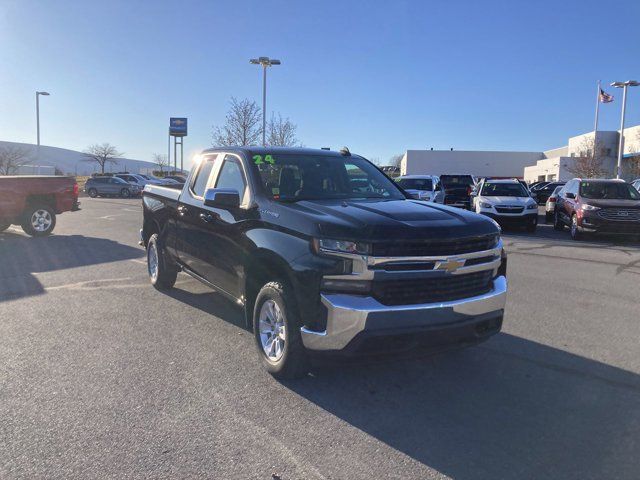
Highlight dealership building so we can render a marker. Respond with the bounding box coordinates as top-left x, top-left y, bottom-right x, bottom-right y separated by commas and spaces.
399, 125, 640, 182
